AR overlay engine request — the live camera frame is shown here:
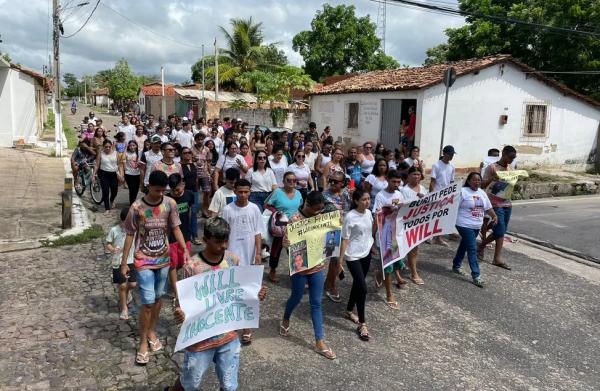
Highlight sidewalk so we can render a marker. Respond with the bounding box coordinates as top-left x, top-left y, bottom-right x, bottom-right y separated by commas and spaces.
0, 148, 65, 251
